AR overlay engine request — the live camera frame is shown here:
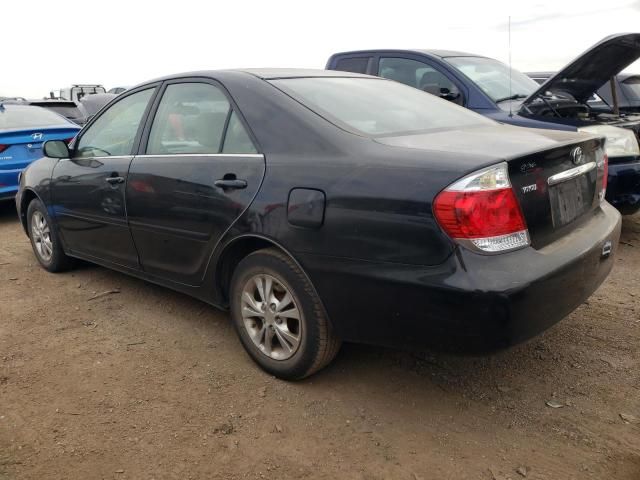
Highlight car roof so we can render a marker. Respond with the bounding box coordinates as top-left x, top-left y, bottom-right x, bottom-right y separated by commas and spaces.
330, 49, 483, 59
144, 68, 376, 84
